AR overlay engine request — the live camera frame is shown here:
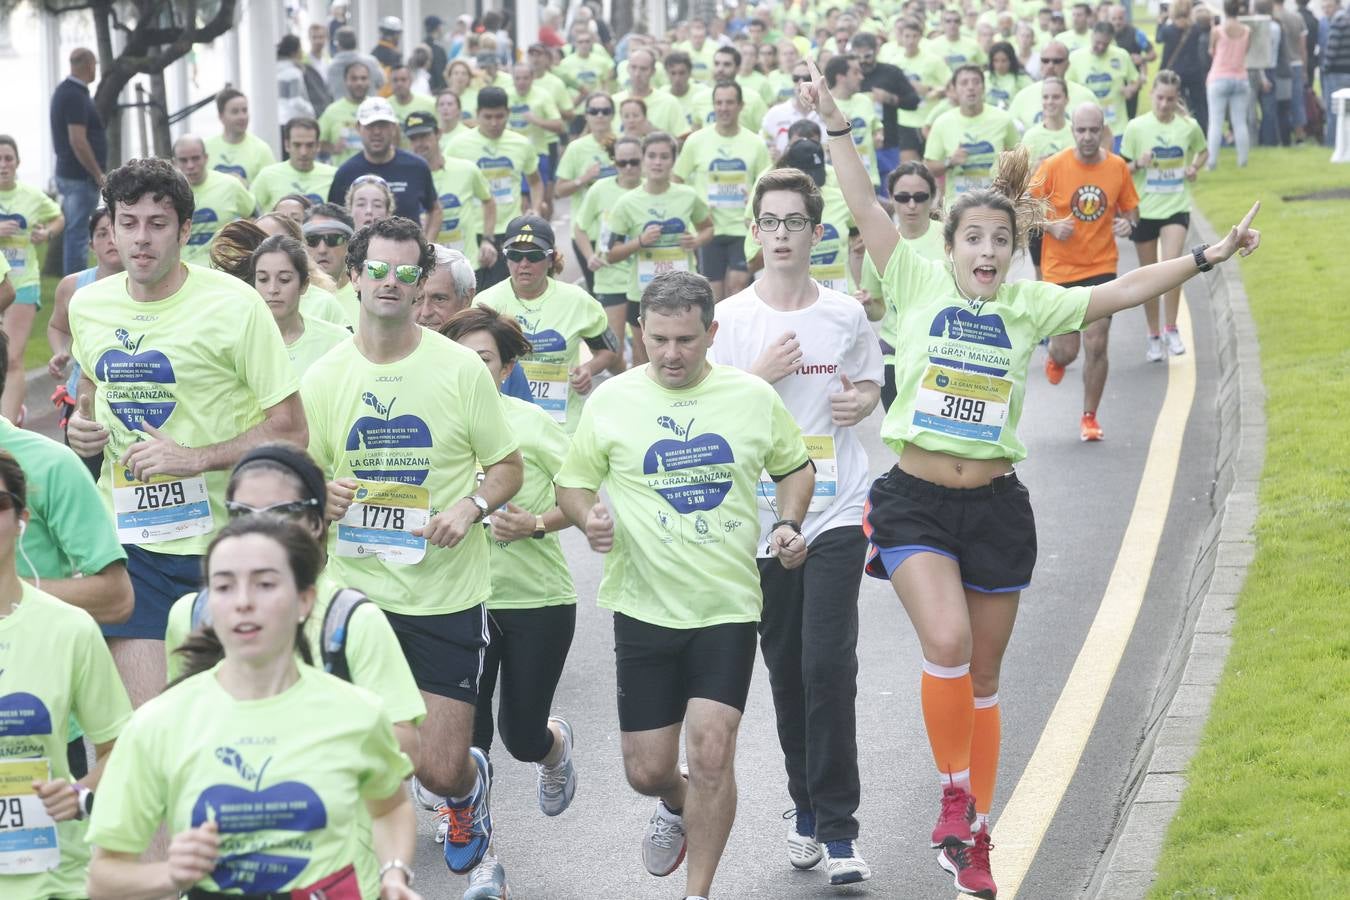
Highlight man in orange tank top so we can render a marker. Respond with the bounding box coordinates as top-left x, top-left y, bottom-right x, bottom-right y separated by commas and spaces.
1033, 102, 1140, 442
